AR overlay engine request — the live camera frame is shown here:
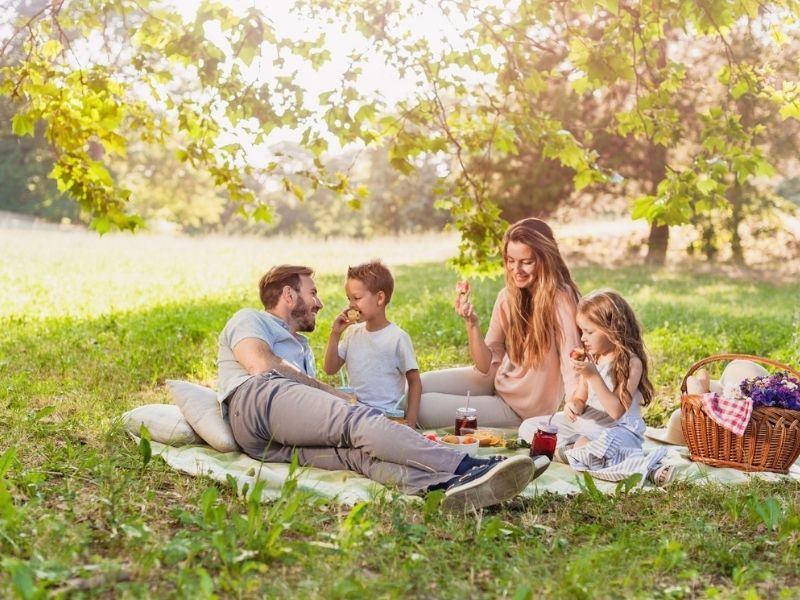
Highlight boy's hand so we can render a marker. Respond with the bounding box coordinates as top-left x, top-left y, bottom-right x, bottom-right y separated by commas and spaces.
331, 309, 355, 335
